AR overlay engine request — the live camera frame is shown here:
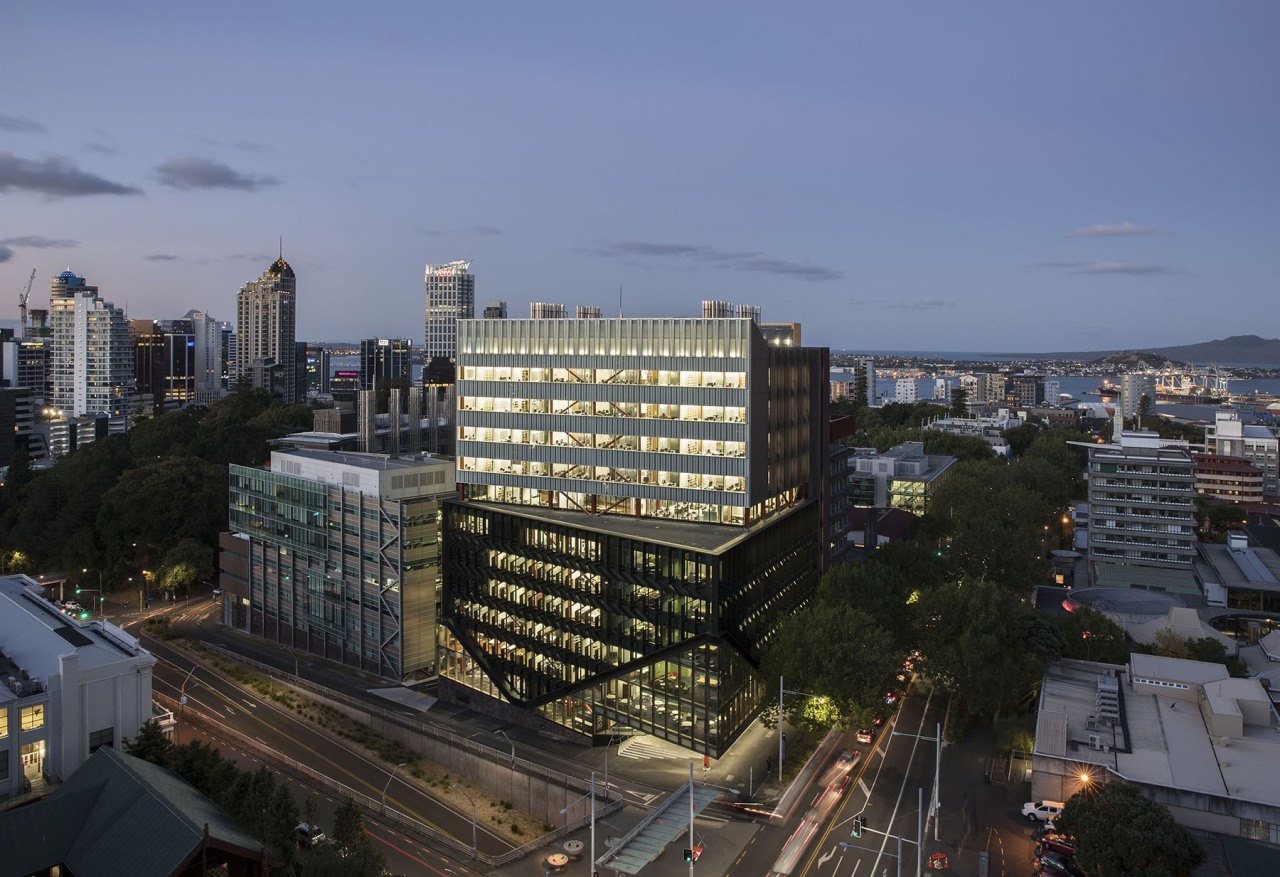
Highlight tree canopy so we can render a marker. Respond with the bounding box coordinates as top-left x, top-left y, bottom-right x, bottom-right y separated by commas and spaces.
1056, 782, 1204, 877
